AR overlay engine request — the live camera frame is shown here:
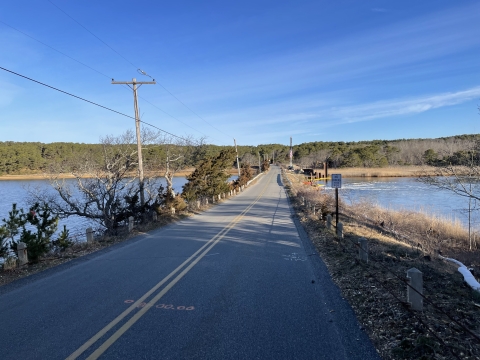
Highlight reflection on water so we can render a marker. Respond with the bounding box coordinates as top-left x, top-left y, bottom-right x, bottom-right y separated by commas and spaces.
320, 177, 479, 229
3, 175, 476, 234
0, 177, 188, 236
